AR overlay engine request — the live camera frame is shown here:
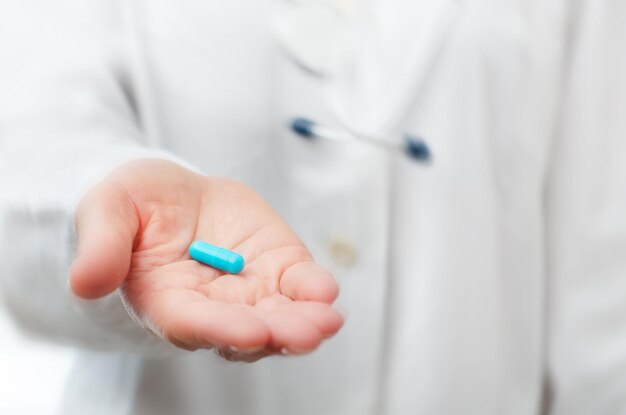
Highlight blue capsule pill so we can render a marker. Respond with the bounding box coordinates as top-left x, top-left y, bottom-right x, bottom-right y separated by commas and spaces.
189, 241, 245, 274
